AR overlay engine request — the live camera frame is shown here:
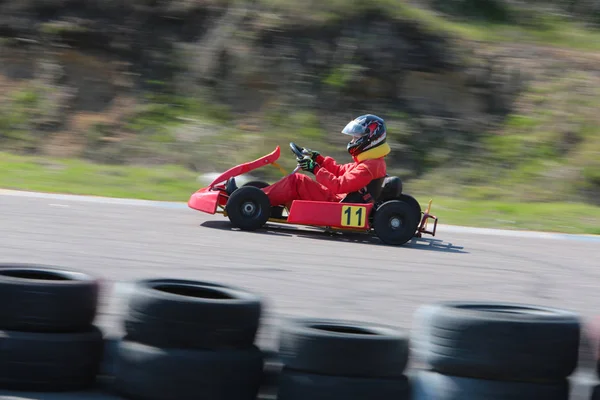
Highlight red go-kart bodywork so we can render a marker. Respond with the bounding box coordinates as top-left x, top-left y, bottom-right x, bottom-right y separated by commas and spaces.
188, 145, 438, 244
188, 146, 283, 215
